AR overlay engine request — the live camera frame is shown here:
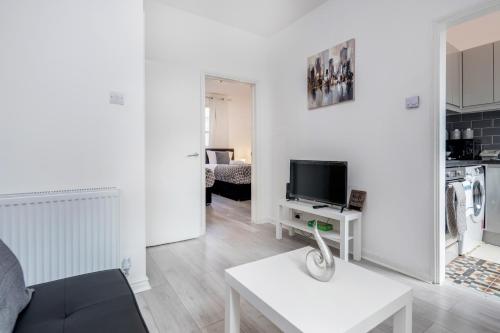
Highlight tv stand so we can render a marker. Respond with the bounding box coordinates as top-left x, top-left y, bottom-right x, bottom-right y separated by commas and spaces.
276, 199, 362, 261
